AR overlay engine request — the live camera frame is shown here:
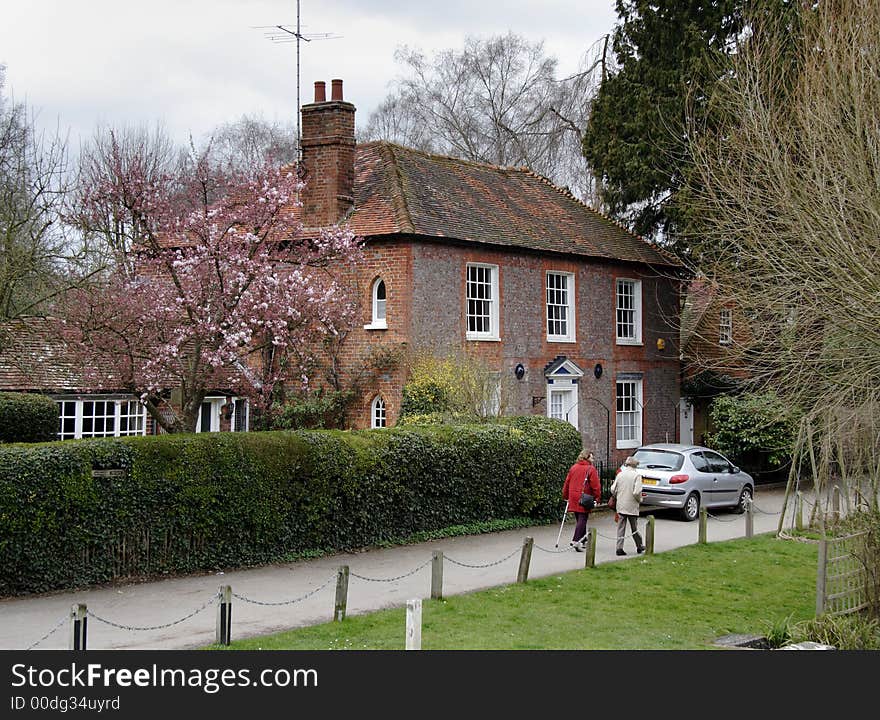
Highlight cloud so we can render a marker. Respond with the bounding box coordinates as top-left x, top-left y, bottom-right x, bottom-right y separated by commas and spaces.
0, 0, 617, 147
